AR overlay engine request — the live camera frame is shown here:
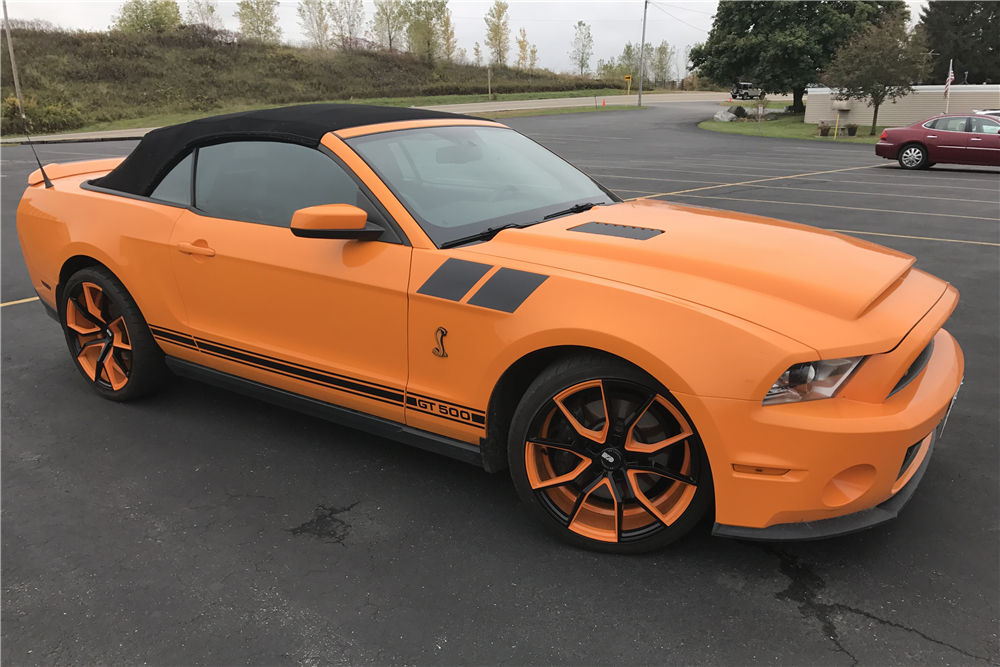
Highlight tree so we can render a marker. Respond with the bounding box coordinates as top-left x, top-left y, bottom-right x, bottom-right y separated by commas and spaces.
651, 40, 675, 87
235, 0, 281, 43
403, 0, 447, 63
111, 0, 181, 33
917, 1, 999, 84
484, 0, 510, 66
569, 21, 593, 76
330, 0, 364, 50
369, 0, 407, 51
690, 1, 906, 113
440, 7, 458, 62
297, 0, 331, 49
826, 17, 924, 135
529, 44, 537, 71
186, 0, 223, 29
515, 27, 530, 71
473, 42, 483, 66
